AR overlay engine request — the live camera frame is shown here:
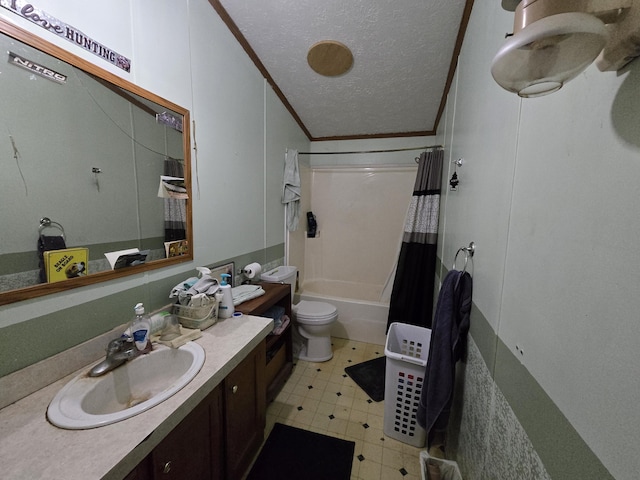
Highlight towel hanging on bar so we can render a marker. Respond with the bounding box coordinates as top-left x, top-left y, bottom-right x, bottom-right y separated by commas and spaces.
282, 149, 301, 231
37, 217, 67, 283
